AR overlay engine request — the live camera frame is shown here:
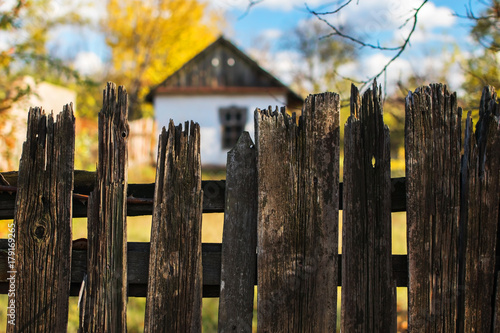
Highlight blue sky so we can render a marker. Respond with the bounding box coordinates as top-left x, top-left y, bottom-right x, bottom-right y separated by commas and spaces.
57, 0, 491, 94
203, 0, 491, 93
215, 0, 485, 51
